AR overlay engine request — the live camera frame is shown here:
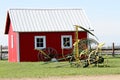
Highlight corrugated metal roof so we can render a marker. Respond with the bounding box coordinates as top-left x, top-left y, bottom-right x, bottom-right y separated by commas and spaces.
8, 9, 92, 32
